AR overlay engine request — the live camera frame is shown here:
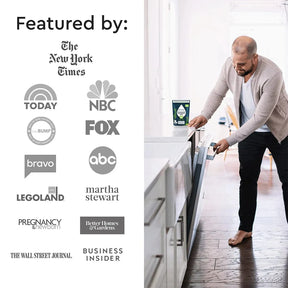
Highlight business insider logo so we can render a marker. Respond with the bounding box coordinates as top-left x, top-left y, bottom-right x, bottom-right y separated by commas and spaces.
87, 80, 118, 111
24, 84, 57, 110
27, 117, 56, 145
